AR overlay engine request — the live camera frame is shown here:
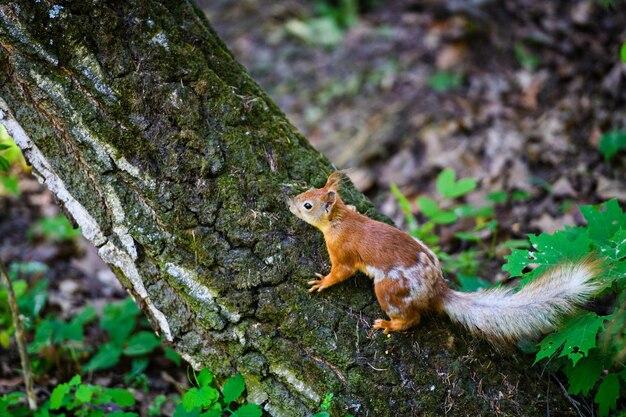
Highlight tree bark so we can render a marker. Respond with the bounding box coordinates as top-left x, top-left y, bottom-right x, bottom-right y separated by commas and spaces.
0, 1, 578, 416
